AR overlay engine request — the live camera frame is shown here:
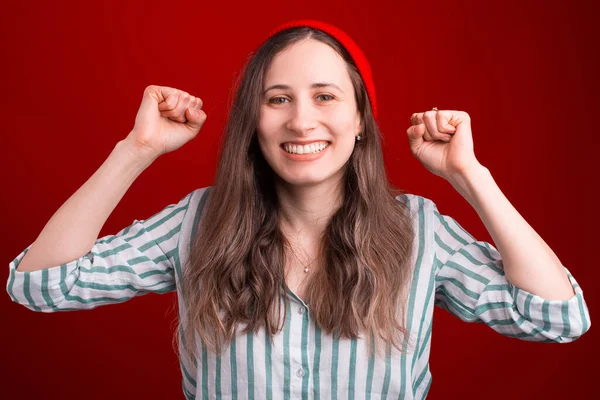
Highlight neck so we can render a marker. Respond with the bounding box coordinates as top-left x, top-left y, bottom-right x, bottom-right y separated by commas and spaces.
275, 175, 344, 240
